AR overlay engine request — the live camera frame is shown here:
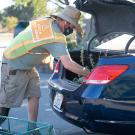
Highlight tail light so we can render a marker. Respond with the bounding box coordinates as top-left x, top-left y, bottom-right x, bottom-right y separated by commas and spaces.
83, 65, 128, 85
54, 60, 61, 74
